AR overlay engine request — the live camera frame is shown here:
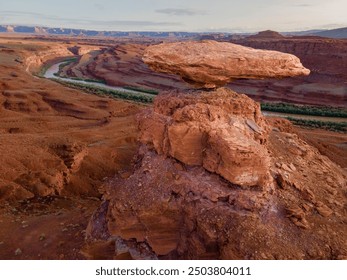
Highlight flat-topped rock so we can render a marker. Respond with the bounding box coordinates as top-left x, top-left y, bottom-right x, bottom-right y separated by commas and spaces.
143, 40, 310, 88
